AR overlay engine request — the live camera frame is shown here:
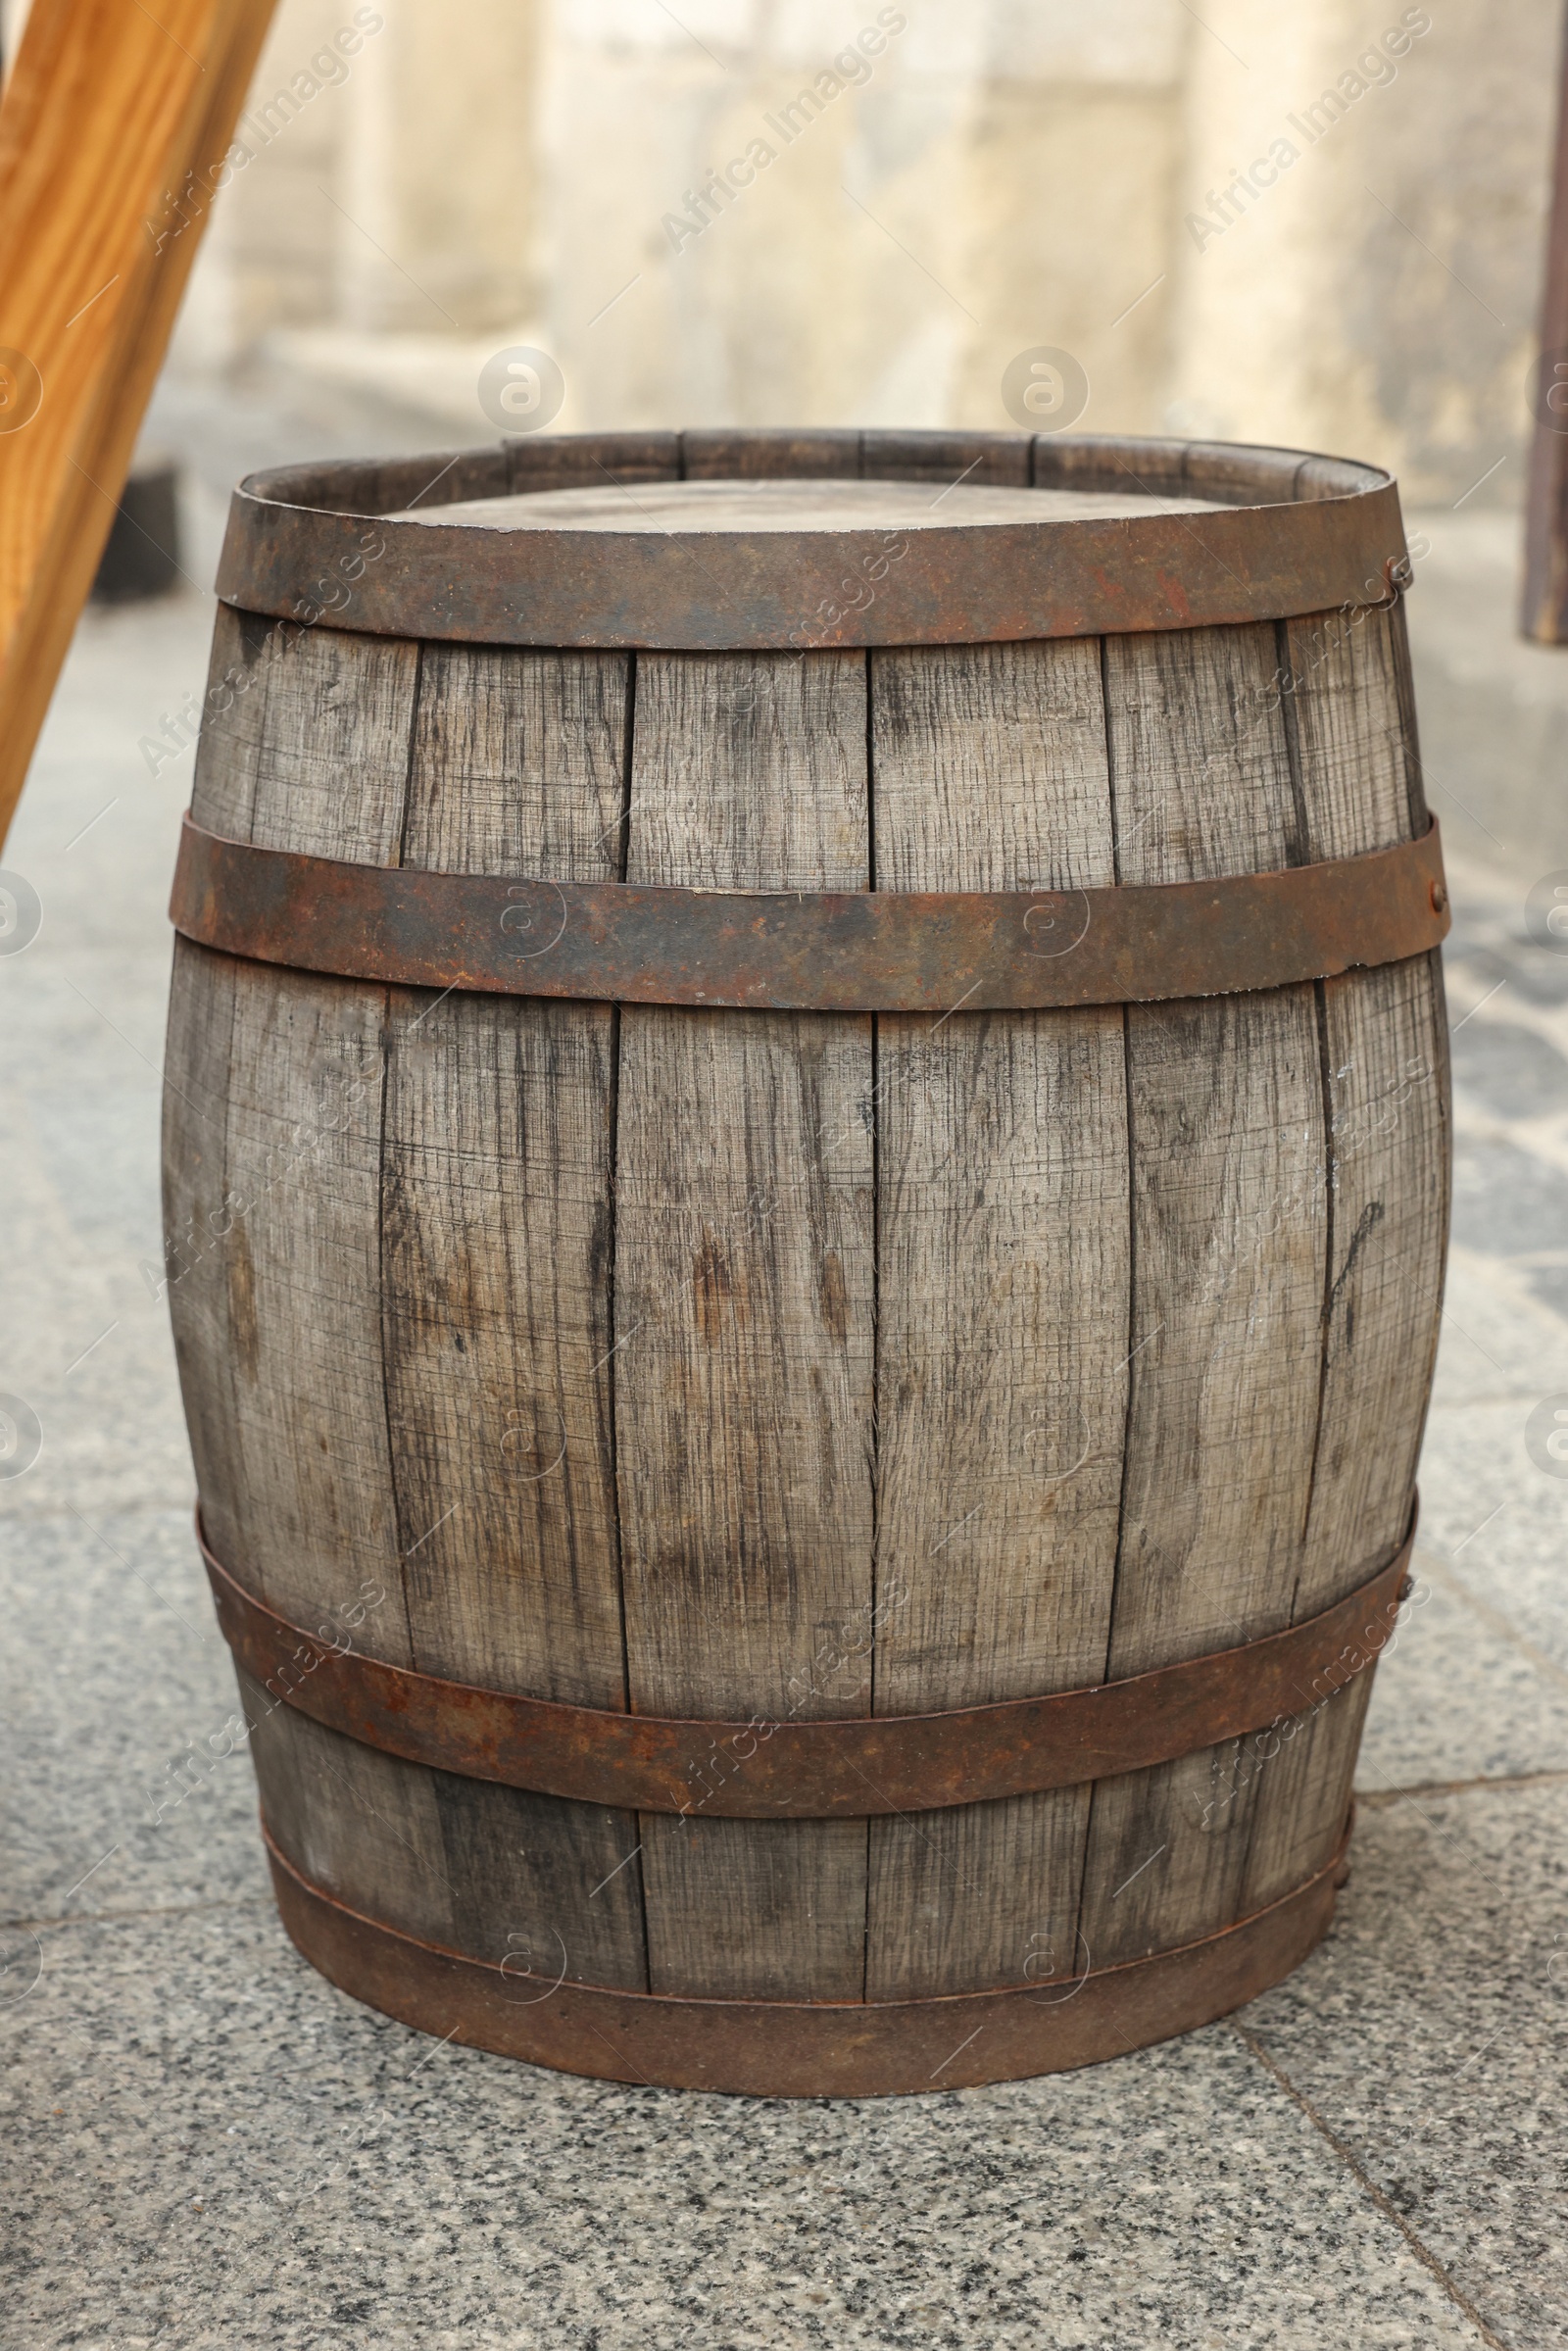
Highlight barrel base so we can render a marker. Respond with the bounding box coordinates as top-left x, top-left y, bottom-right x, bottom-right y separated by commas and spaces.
262, 1811, 1350, 2099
